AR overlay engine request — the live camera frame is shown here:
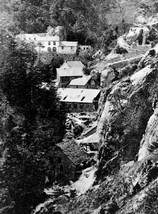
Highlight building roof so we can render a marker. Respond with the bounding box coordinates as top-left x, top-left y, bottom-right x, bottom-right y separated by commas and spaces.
16, 33, 60, 42
57, 140, 88, 165
57, 67, 83, 77
38, 35, 60, 42
60, 41, 78, 47
60, 61, 85, 70
67, 61, 84, 68
79, 45, 92, 47
69, 75, 91, 86
57, 88, 101, 103
77, 132, 99, 145
82, 122, 97, 137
